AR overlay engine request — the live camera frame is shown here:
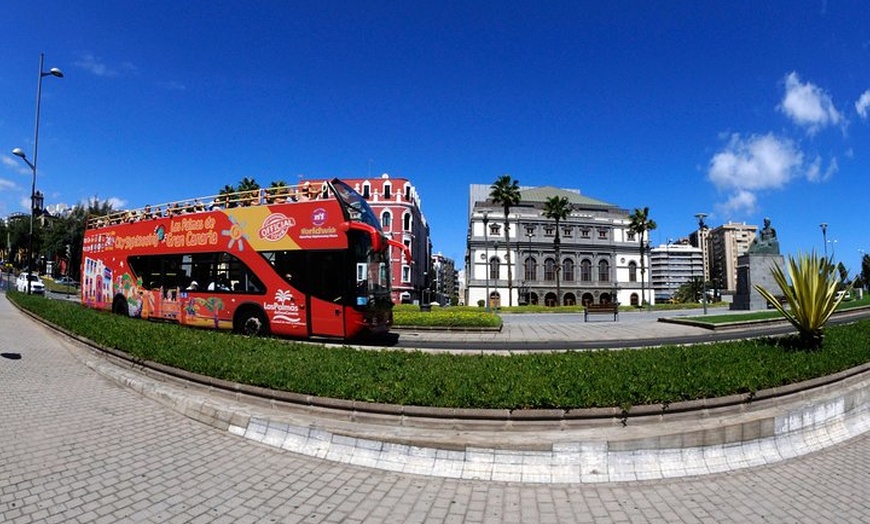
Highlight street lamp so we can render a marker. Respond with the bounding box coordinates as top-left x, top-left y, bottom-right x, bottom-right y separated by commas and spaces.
483, 211, 490, 313
12, 53, 63, 294
526, 227, 534, 305
695, 213, 708, 315
820, 223, 828, 258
